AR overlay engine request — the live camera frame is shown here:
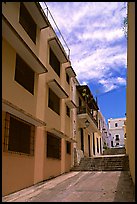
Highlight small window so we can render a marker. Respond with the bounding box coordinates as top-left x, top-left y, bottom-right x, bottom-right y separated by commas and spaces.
66, 73, 70, 84
48, 88, 60, 115
66, 141, 71, 154
47, 132, 61, 159
66, 105, 70, 117
115, 123, 118, 127
19, 3, 37, 43
15, 54, 35, 95
97, 138, 99, 153
115, 135, 119, 141
49, 48, 60, 77
4, 113, 35, 155
116, 143, 119, 146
